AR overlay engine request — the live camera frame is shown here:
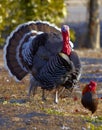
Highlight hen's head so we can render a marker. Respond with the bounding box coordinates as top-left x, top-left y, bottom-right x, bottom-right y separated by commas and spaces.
61, 25, 74, 56
81, 81, 99, 114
